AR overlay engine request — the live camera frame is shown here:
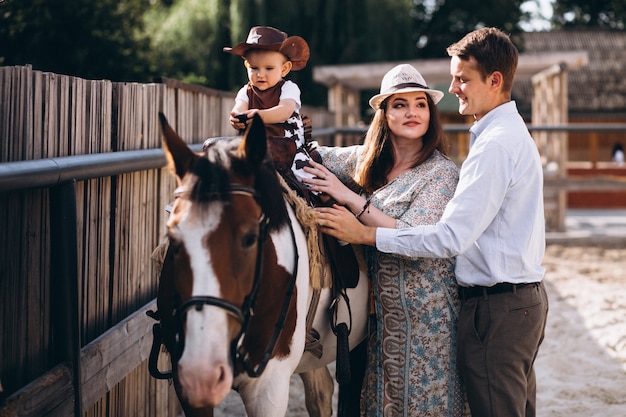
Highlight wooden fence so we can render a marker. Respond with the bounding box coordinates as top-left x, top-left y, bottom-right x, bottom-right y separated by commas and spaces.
0, 65, 332, 417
